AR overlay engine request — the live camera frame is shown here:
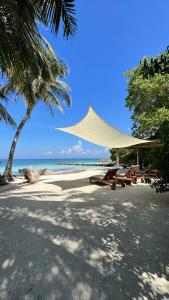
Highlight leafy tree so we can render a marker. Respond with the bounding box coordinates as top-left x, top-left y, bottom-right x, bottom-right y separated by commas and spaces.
110, 148, 137, 166
125, 70, 169, 137
151, 121, 169, 192
1, 46, 71, 181
125, 49, 169, 192
139, 47, 169, 78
